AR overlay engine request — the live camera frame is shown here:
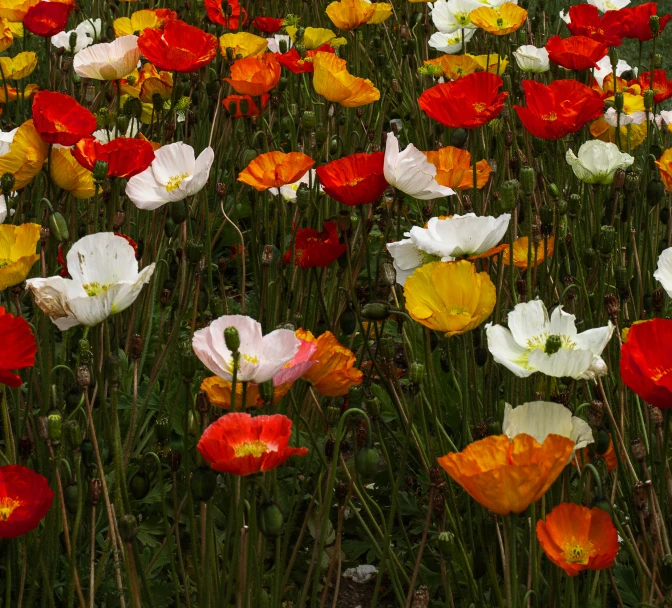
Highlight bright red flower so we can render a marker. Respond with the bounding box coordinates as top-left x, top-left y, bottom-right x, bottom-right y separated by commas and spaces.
197, 413, 308, 476
635, 69, 672, 104
277, 44, 335, 74
565, 4, 625, 47
546, 35, 608, 71
0, 465, 53, 538
73, 137, 155, 179
284, 221, 346, 268
24, 1, 73, 38
32, 91, 97, 147
619, 2, 671, 42
204, 0, 247, 30
222, 94, 269, 118
252, 16, 284, 33
418, 72, 507, 129
138, 19, 218, 73
620, 319, 672, 409
514, 79, 604, 140
316, 152, 387, 206
0, 307, 36, 388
